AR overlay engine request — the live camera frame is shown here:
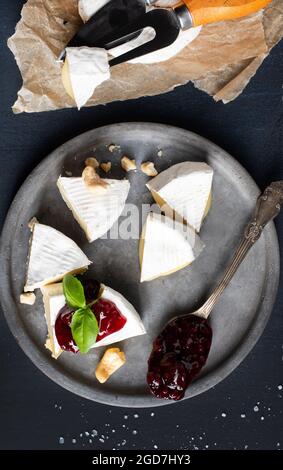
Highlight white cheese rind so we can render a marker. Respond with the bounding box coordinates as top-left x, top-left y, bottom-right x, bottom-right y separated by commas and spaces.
147, 162, 213, 232
41, 283, 146, 358
140, 212, 205, 282
66, 47, 110, 109
41, 283, 65, 359
24, 223, 91, 292
57, 176, 130, 242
